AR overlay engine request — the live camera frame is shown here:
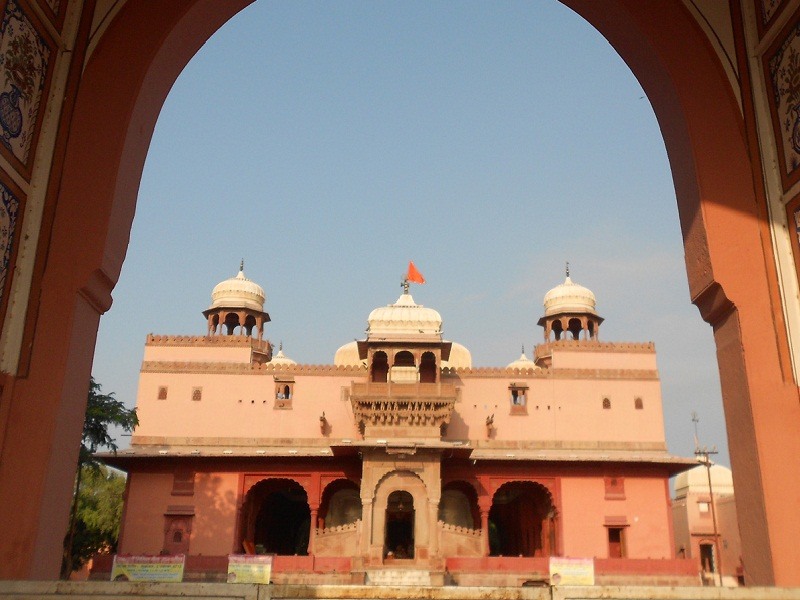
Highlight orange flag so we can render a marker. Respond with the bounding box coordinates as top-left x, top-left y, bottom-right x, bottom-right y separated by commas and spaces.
406, 261, 426, 284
